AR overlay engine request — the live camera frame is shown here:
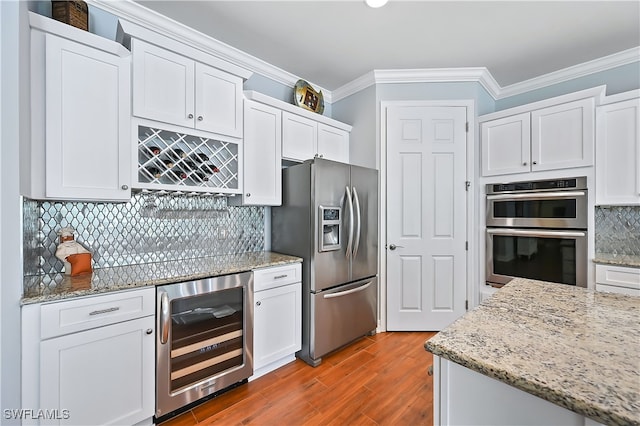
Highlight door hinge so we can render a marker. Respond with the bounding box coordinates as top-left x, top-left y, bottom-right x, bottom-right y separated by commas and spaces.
465, 181, 471, 191
465, 300, 469, 310
465, 122, 469, 132
465, 241, 468, 251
